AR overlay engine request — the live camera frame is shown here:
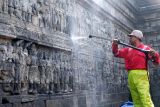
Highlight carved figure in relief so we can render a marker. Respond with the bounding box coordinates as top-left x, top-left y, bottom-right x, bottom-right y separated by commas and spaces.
28, 44, 39, 94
